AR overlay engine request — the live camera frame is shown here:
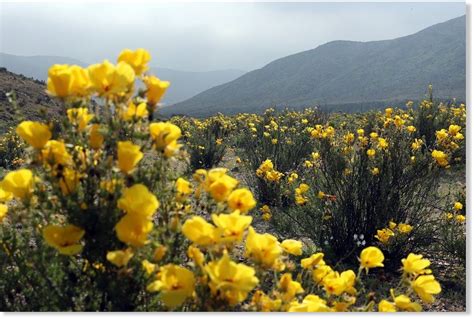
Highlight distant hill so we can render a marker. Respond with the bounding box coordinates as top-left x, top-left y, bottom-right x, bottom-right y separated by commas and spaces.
168, 15, 466, 117
0, 53, 245, 105
0, 67, 63, 133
